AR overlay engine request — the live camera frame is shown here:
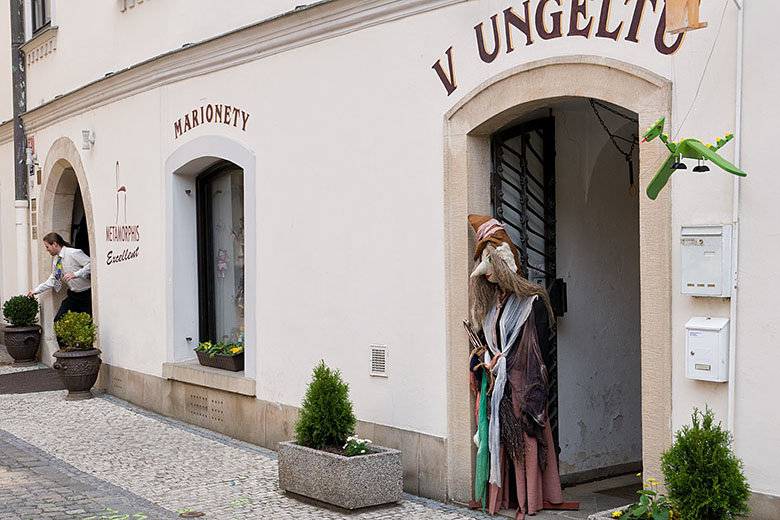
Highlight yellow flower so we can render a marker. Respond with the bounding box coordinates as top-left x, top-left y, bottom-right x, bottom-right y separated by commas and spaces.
612, 510, 623, 518
636, 473, 642, 477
